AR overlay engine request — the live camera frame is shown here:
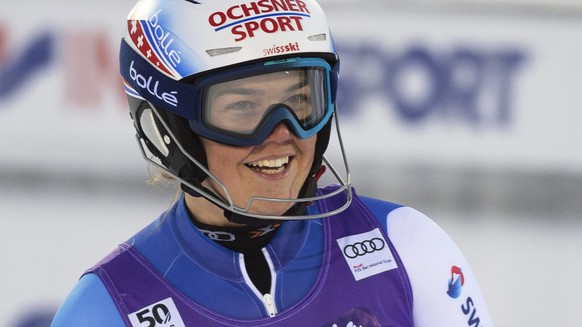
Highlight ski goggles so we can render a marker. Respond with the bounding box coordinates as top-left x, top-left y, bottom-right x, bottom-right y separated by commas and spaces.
120, 39, 337, 147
